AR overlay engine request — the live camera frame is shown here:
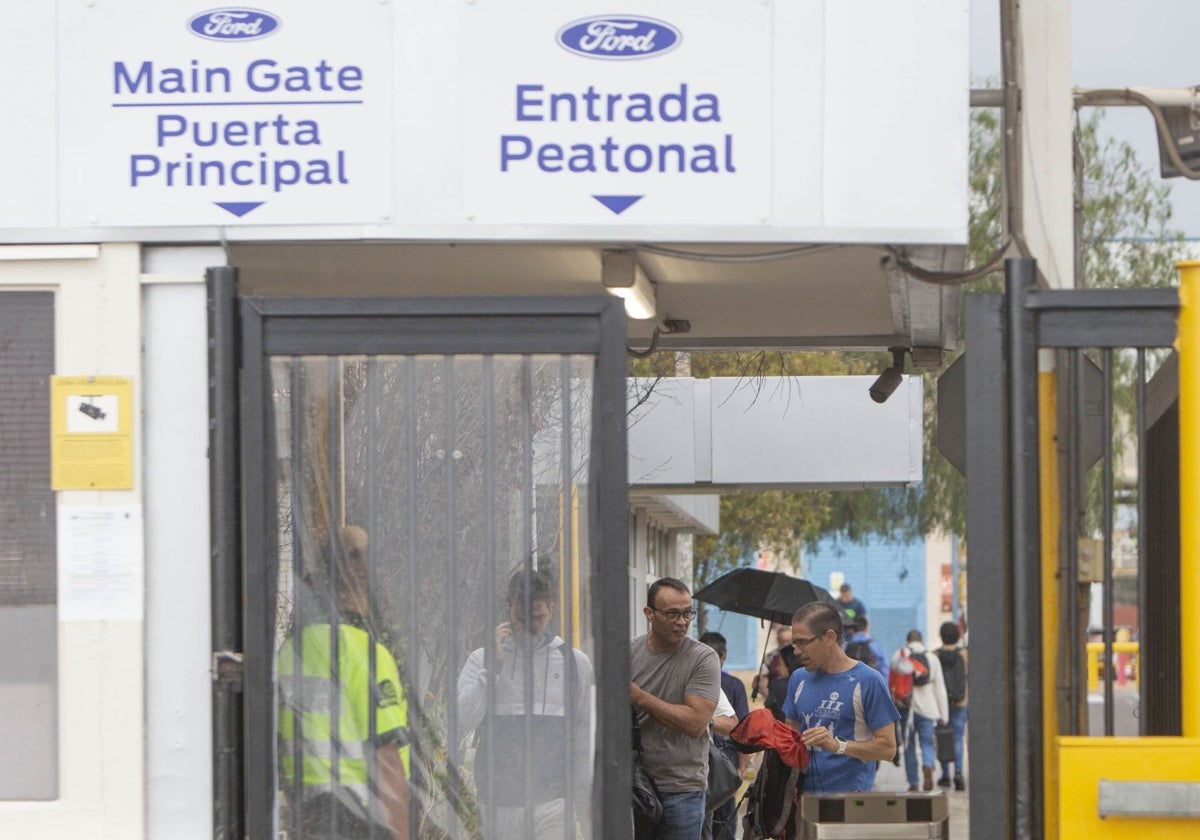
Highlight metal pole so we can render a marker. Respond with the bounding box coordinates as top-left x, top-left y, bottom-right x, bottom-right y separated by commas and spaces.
207, 267, 243, 840
1008, 258, 1044, 837
965, 292, 1010, 839
1177, 260, 1200, 737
